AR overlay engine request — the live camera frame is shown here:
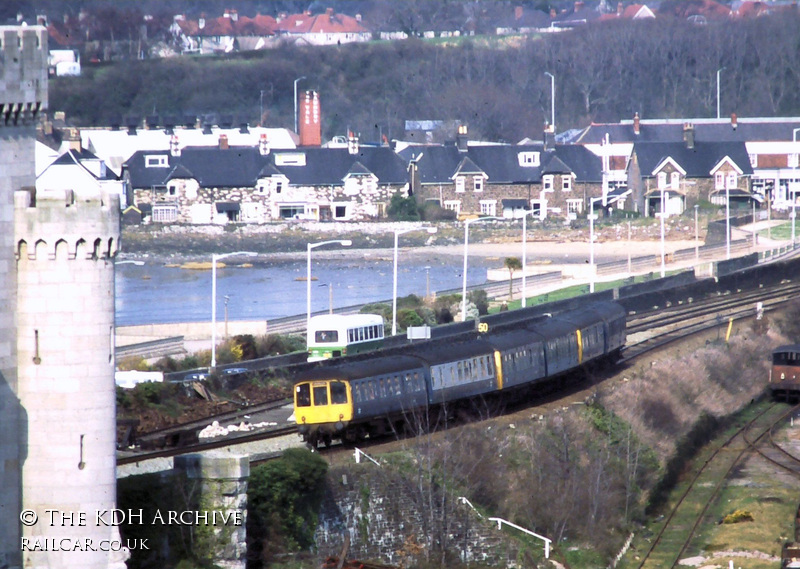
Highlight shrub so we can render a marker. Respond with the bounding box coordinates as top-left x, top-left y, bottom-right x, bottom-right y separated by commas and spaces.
247, 448, 328, 565
387, 193, 420, 221
722, 509, 754, 524
397, 308, 424, 330
419, 201, 457, 221
469, 289, 489, 315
